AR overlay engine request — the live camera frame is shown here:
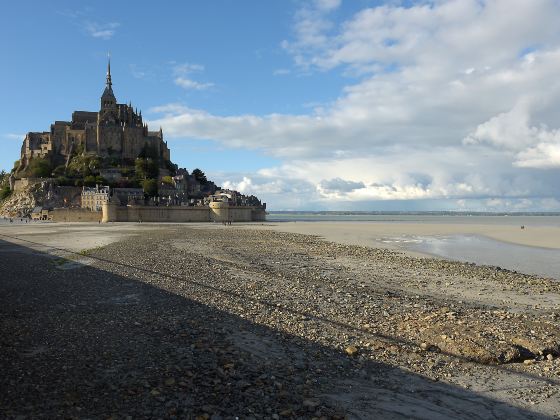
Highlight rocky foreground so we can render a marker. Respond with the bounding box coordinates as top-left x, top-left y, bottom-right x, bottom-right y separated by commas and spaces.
1, 225, 559, 419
